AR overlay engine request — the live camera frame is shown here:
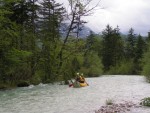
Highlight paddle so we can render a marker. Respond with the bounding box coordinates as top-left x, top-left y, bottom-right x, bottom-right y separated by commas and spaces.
69, 84, 73, 87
